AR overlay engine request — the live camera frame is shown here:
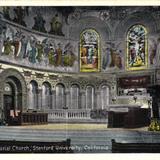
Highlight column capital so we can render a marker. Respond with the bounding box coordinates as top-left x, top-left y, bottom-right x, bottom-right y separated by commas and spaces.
80, 91, 86, 95
65, 91, 70, 95
95, 91, 100, 94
